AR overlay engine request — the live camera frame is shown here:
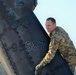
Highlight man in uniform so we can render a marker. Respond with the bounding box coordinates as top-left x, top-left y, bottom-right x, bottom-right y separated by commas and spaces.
35, 17, 76, 74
